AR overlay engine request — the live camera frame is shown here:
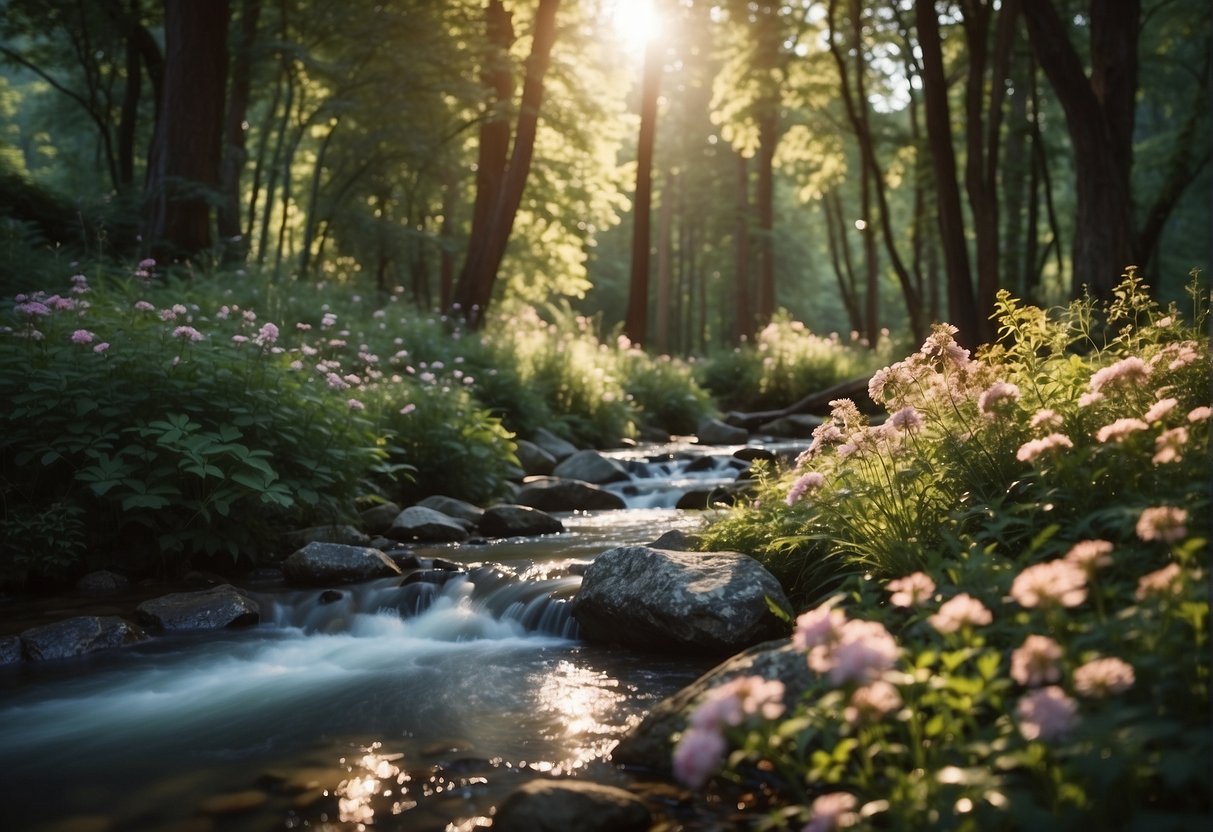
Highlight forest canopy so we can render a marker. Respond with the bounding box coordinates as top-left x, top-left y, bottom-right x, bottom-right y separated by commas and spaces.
1, 0, 1208, 350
